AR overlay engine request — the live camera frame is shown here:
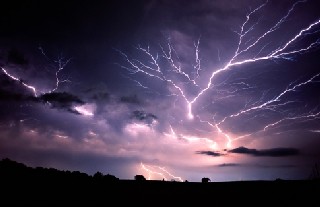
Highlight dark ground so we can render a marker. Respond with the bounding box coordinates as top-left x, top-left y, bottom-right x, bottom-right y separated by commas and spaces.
1, 158, 319, 206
